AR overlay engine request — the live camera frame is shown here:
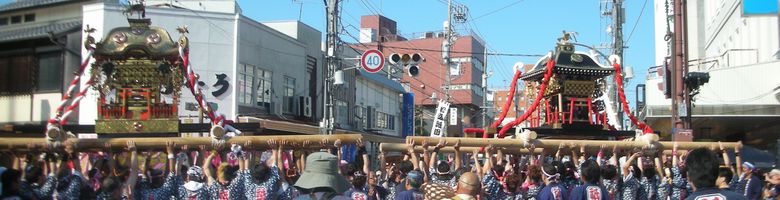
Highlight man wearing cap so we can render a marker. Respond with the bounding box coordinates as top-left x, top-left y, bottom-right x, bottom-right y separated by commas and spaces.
293, 152, 350, 200
394, 170, 424, 200
738, 161, 763, 200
